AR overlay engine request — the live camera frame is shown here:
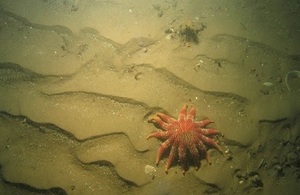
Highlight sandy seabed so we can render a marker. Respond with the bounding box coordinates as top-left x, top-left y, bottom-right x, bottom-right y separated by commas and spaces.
0, 0, 300, 194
